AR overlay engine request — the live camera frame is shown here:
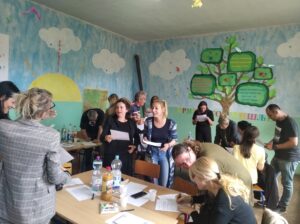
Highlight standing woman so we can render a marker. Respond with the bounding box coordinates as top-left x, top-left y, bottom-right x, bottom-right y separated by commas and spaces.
0, 88, 70, 224
101, 98, 140, 176
144, 100, 177, 187
192, 101, 214, 142
0, 81, 20, 119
